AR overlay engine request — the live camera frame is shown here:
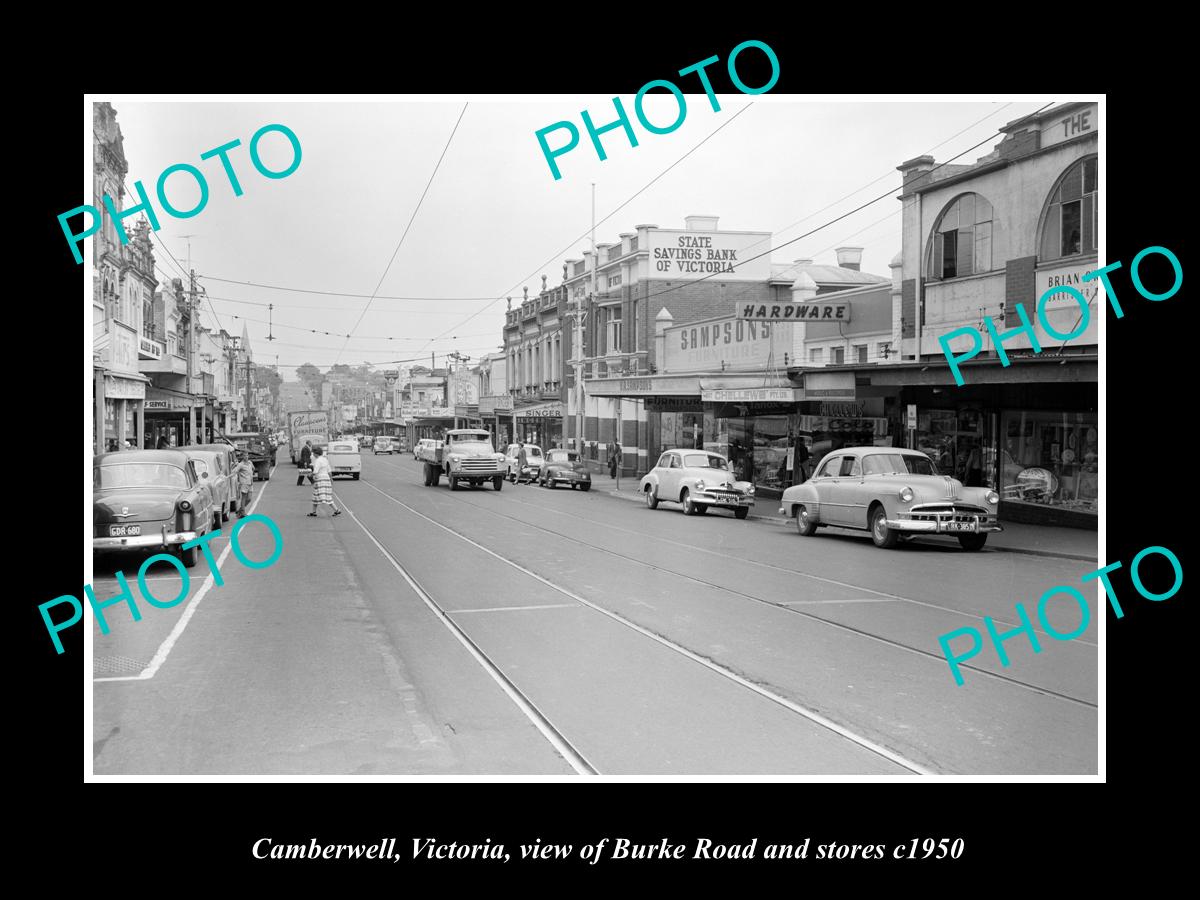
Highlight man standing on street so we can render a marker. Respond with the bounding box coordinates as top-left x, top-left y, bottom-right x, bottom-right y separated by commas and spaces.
609, 440, 622, 479
516, 441, 528, 484
297, 440, 313, 486
233, 452, 254, 516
